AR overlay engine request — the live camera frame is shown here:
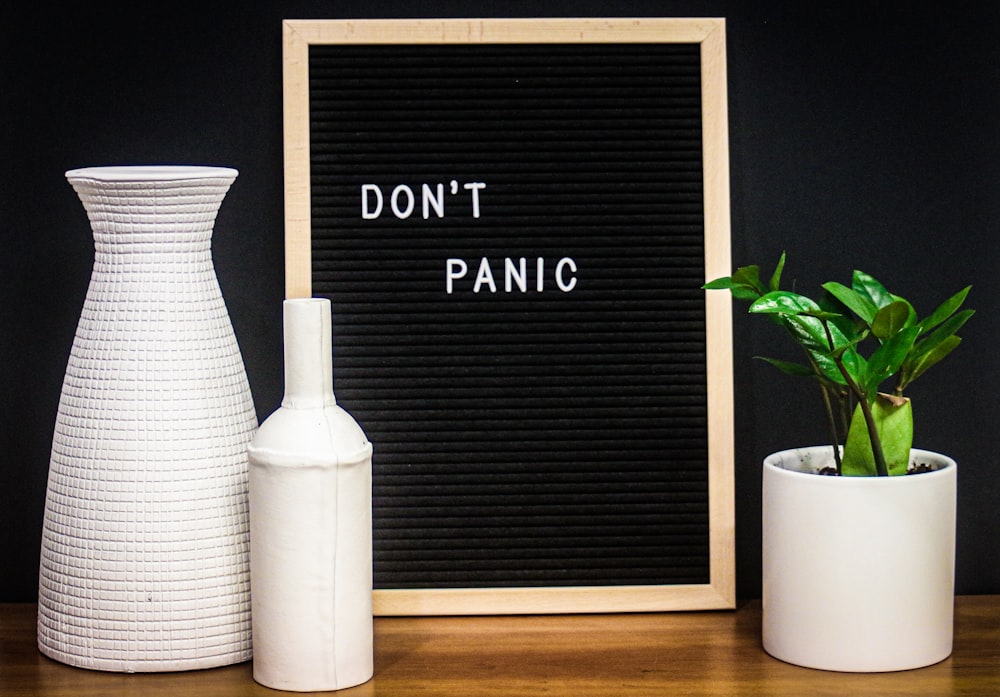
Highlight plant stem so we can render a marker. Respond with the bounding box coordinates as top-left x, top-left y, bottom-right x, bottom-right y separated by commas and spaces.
821, 319, 889, 477
818, 384, 843, 474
